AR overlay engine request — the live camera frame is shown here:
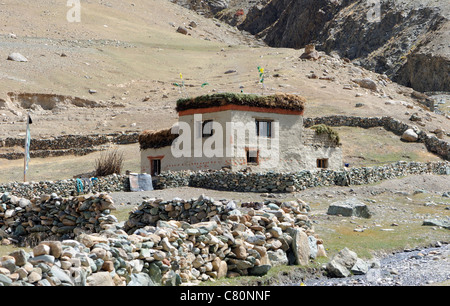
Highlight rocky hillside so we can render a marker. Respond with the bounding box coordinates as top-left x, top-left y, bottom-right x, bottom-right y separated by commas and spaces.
199, 0, 449, 93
